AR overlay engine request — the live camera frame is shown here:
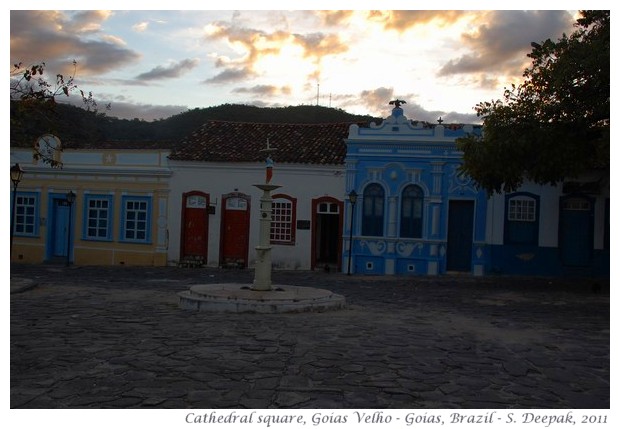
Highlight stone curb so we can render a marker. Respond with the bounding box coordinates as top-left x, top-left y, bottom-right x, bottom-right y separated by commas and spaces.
10, 277, 38, 295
